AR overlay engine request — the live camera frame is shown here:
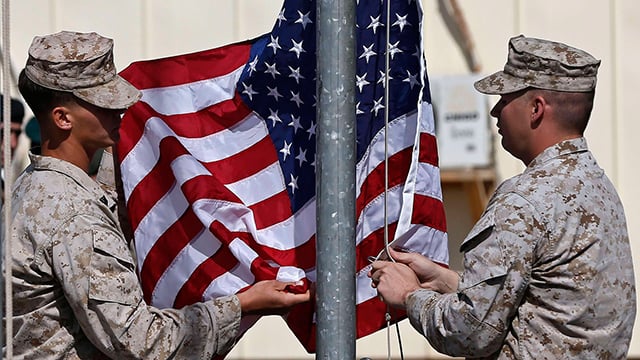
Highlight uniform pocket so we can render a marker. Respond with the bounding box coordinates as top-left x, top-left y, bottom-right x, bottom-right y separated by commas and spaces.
460, 211, 495, 253
88, 228, 141, 306
458, 211, 509, 289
